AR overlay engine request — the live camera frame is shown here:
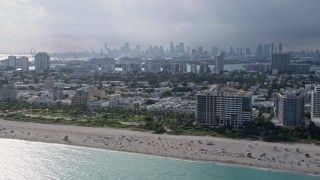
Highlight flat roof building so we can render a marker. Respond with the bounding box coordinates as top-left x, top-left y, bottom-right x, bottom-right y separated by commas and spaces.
196, 87, 252, 128
274, 90, 304, 126
35, 52, 50, 73
271, 53, 290, 73
311, 86, 320, 126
